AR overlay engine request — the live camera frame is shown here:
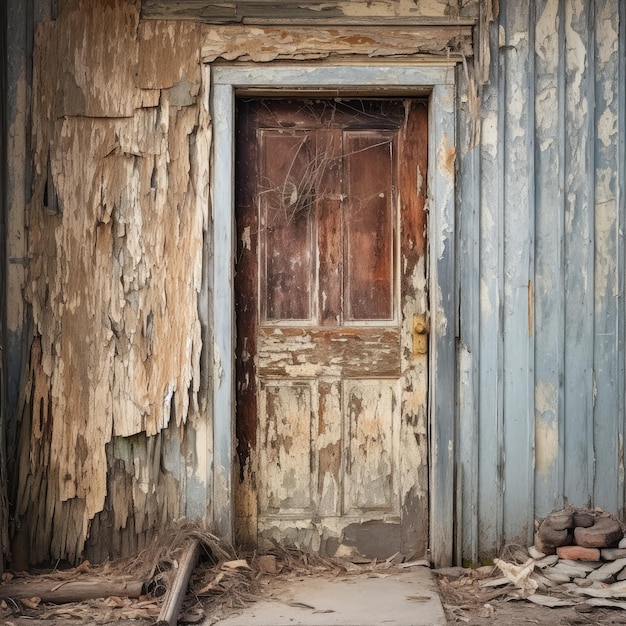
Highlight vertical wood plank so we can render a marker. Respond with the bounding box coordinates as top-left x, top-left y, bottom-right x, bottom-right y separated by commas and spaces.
397, 100, 429, 560
592, 0, 621, 513
501, 0, 535, 548
6, 0, 32, 426
212, 82, 234, 540
399, 101, 428, 261
456, 61, 480, 564
477, 17, 504, 560
429, 83, 456, 568
563, 0, 595, 506
619, 0, 626, 521
533, 0, 566, 520
0, 0, 7, 574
